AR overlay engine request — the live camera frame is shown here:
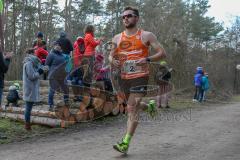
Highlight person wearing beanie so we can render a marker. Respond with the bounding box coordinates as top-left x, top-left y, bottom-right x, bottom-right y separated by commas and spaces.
33, 31, 47, 50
